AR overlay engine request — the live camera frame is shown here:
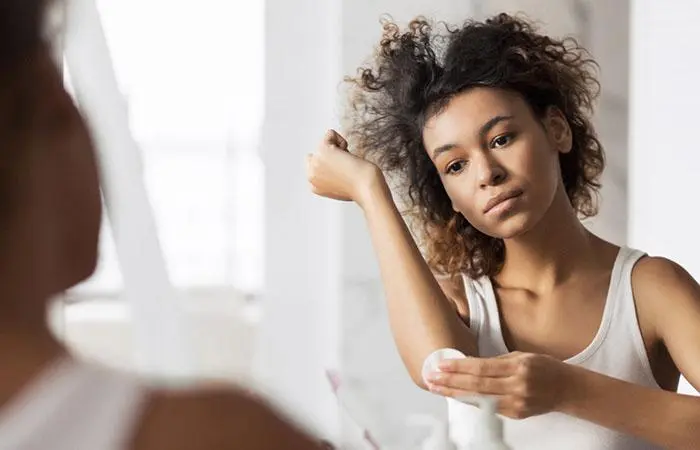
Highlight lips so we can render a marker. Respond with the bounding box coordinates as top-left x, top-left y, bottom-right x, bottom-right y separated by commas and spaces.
483, 189, 523, 214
